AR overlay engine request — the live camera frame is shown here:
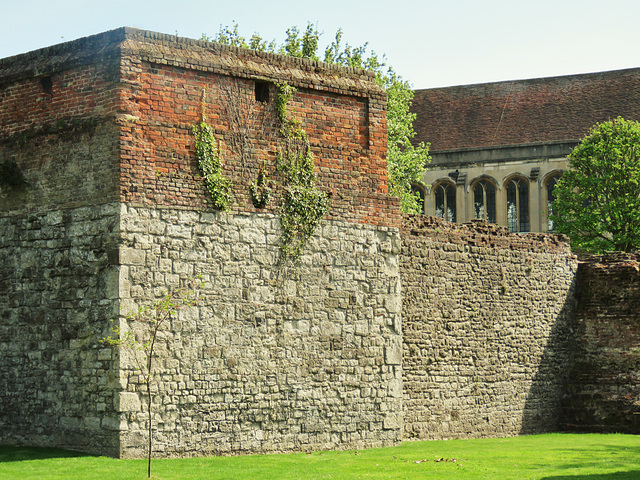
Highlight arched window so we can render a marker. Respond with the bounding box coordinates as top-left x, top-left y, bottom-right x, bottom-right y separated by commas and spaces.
411, 184, 426, 214
506, 176, 530, 233
473, 179, 496, 223
433, 182, 456, 222
546, 174, 562, 232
